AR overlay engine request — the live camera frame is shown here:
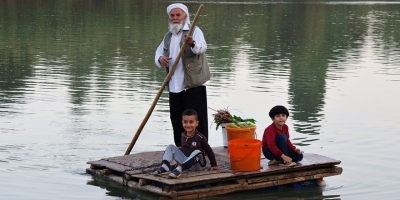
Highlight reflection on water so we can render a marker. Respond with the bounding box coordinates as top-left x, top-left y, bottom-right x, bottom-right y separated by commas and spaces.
87, 176, 162, 200
1, 0, 400, 199
87, 174, 341, 200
